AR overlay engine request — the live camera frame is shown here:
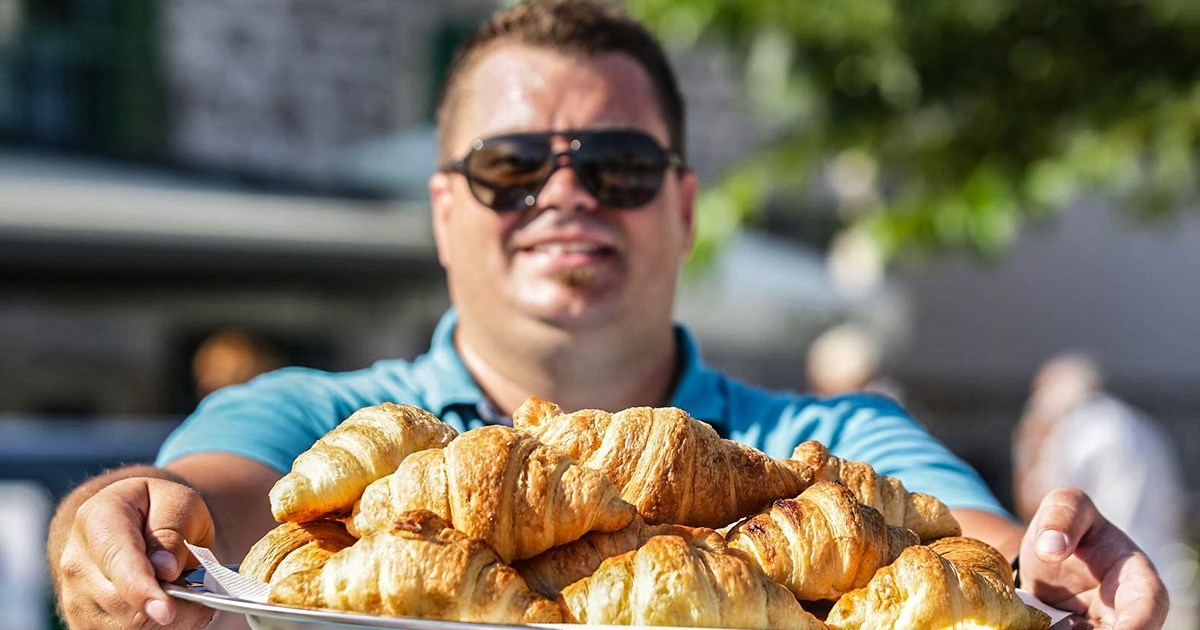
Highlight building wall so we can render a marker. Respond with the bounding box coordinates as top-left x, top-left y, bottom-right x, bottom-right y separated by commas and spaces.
896, 204, 1200, 396
163, 0, 442, 187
